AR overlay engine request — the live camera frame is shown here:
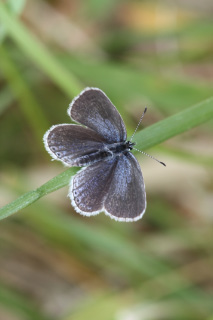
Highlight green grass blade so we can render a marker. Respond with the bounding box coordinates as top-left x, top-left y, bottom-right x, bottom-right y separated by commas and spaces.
0, 45, 49, 144
0, 3, 82, 98
0, 168, 77, 220
64, 56, 212, 112
0, 0, 26, 41
0, 85, 14, 115
134, 96, 213, 150
159, 145, 213, 167
0, 97, 212, 221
